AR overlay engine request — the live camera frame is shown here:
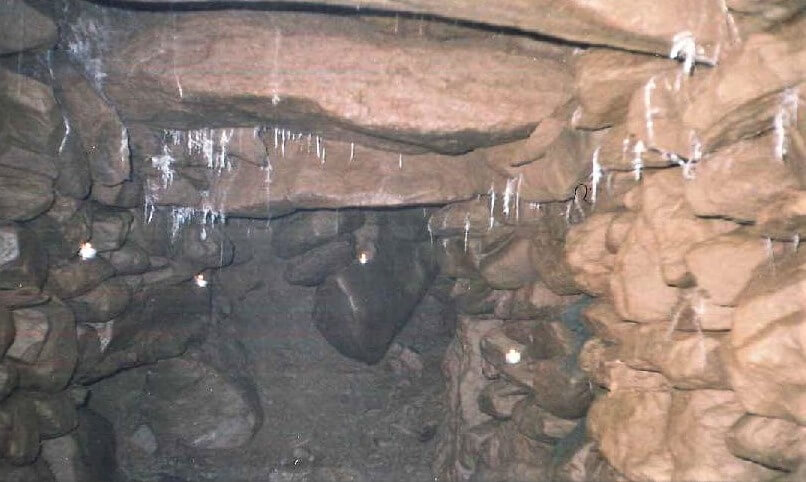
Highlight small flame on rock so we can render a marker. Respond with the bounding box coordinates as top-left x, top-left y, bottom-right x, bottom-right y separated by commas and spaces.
505, 348, 521, 365
194, 274, 208, 288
